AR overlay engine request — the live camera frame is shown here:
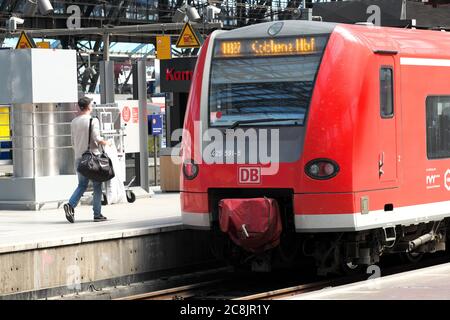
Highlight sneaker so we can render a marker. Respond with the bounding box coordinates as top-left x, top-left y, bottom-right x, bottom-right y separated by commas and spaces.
94, 215, 107, 222
64, 203, 74, 223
